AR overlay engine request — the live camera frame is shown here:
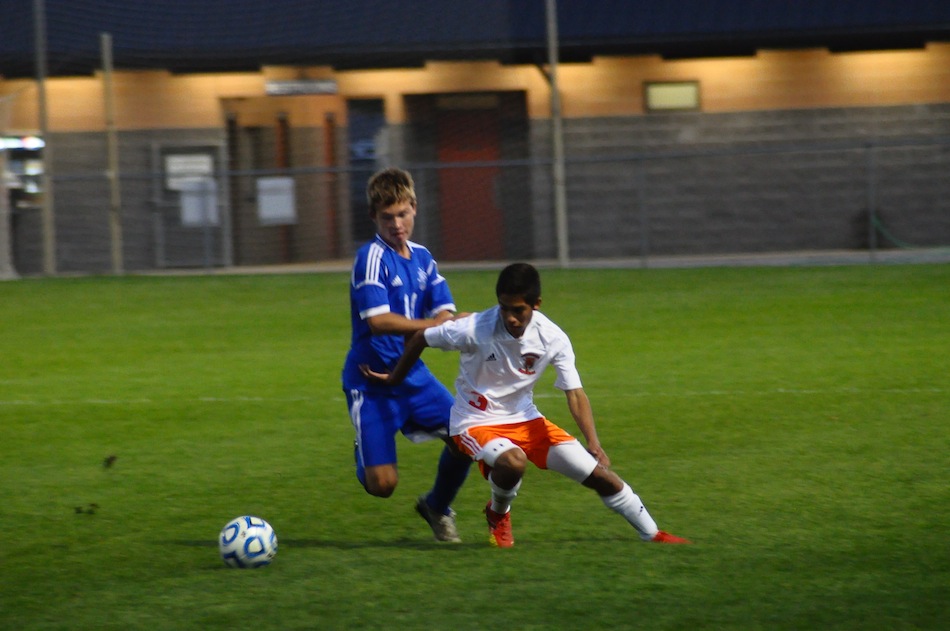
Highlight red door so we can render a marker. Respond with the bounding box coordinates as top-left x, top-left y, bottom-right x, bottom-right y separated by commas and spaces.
436, 109, 504, 260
